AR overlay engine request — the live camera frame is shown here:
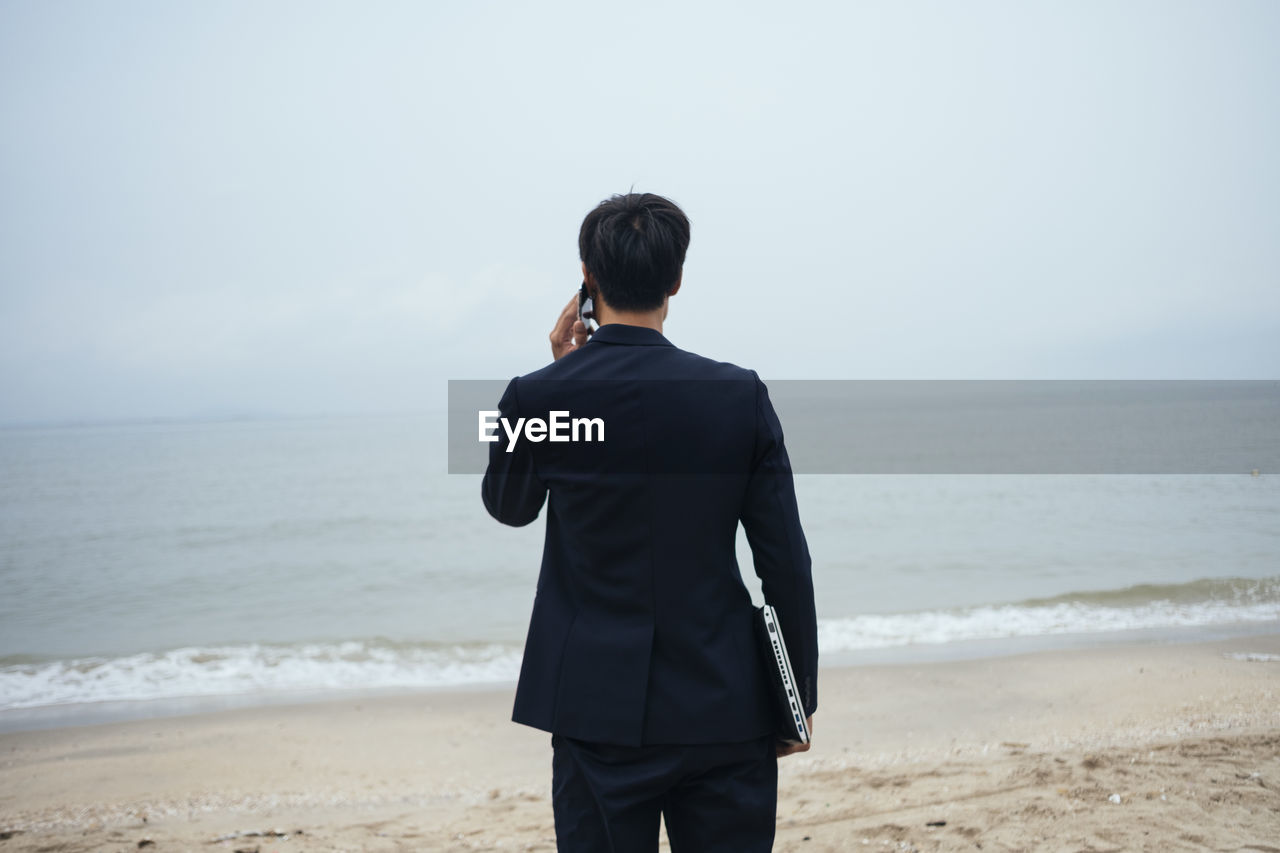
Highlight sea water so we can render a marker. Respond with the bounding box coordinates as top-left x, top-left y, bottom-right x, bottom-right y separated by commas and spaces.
1, 412, 1277, 727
